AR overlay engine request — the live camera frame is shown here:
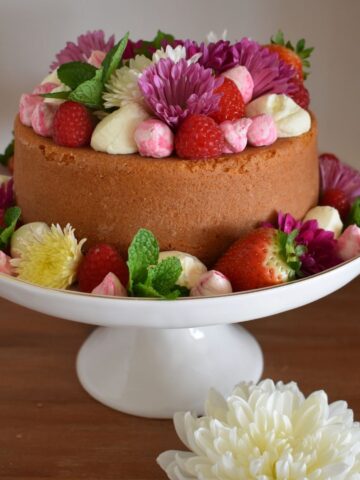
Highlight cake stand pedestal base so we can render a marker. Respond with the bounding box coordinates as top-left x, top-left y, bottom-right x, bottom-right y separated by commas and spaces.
76, 323, 263, 418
